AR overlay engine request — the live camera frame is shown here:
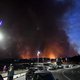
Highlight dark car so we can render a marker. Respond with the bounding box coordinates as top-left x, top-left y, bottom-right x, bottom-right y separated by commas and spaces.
33, 70, 56, 80
26, 68, 35, 80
